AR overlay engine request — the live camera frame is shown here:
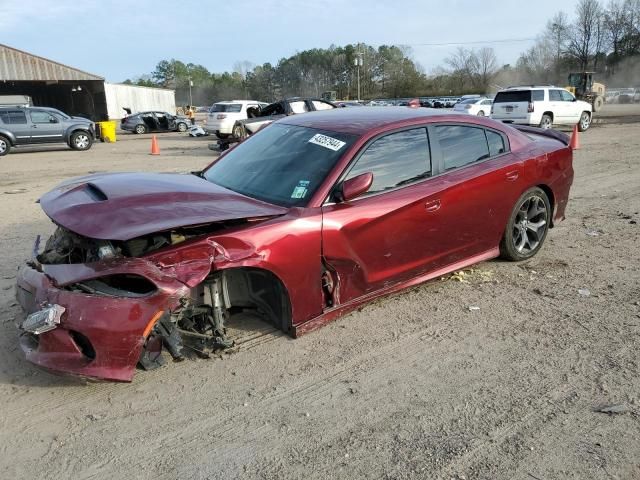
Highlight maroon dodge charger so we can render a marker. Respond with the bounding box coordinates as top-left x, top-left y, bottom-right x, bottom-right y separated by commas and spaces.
15, 107, 573, 381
